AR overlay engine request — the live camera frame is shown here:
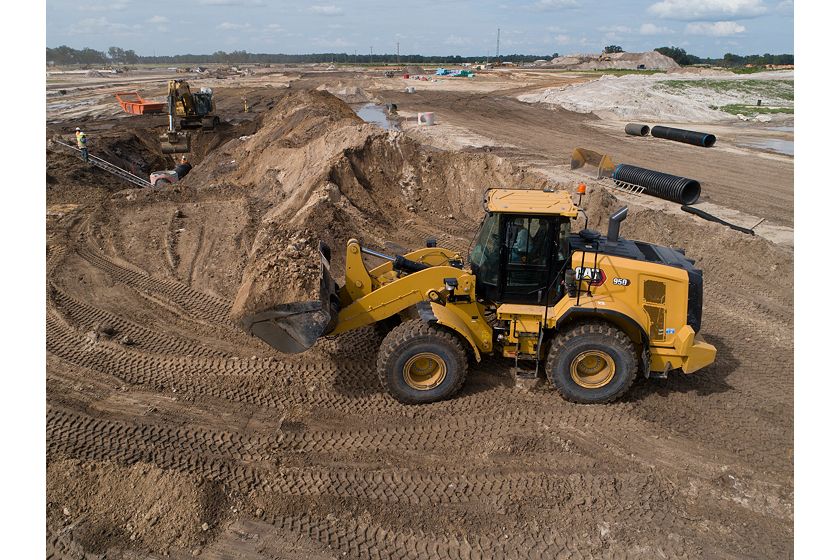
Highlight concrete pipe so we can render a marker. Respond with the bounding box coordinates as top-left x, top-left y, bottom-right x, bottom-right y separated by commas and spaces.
651, 125, 716, 147
625, 123, 650, 136
612, 163, 701, 205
